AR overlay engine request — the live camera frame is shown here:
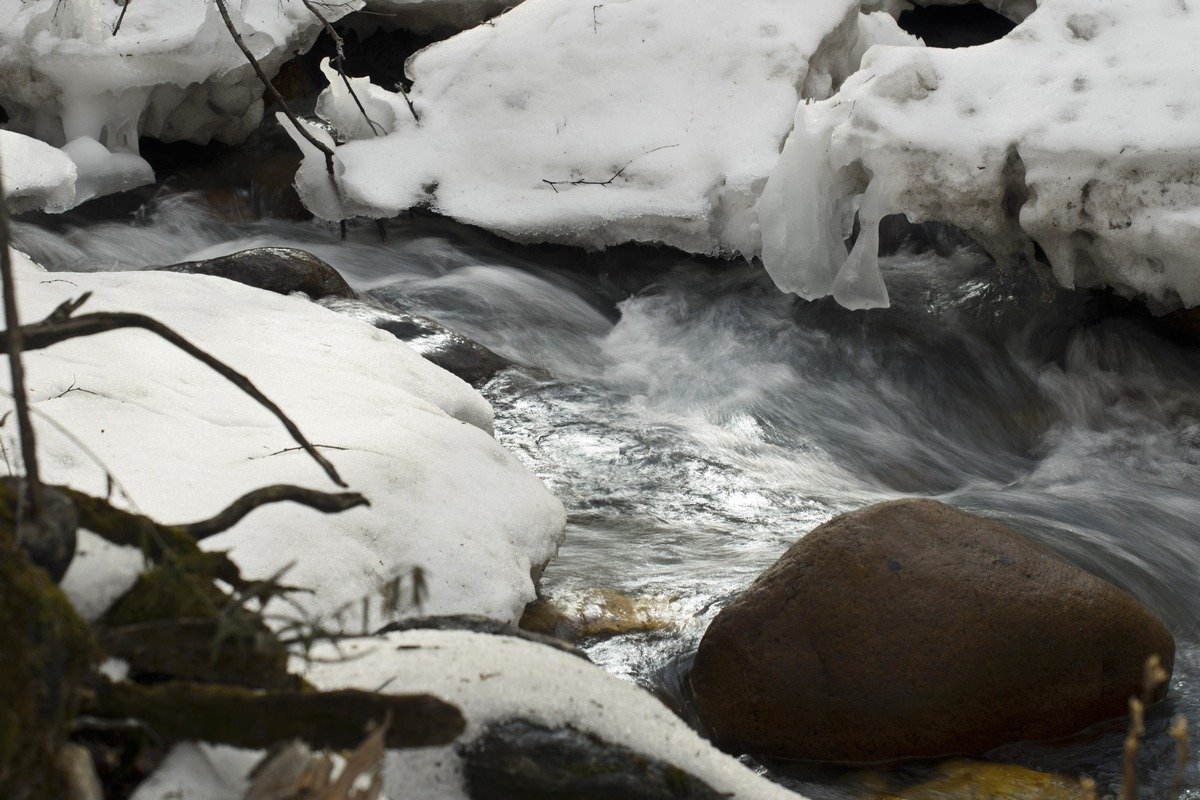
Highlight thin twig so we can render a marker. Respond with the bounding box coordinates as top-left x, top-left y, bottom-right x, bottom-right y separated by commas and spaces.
179, 485, 368, 540
111, 0, 130, 36
0, 141, 43, 525
298, 0, 392, 132
2, 301, 349, 487
212, 0, 339, 182
542, 143, 678, 193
